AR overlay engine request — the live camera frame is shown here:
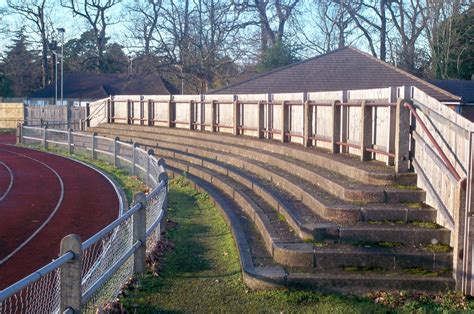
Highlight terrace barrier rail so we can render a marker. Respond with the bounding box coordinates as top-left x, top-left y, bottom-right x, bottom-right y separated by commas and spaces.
0, 124, 168, 313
